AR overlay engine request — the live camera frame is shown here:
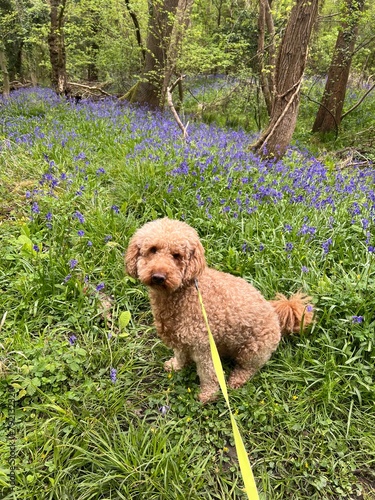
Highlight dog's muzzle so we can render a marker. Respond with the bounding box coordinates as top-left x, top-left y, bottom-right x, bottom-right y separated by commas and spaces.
151, 273, 166, 285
